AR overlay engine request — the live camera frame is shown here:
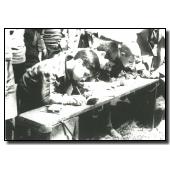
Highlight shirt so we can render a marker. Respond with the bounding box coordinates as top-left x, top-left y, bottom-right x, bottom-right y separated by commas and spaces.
43, 29, 63, 55
5, 30, 15, 96
10, 29, 26, 64
5, 29, 17, 119
24, 29, 46, 68
17, 52, 75, 113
